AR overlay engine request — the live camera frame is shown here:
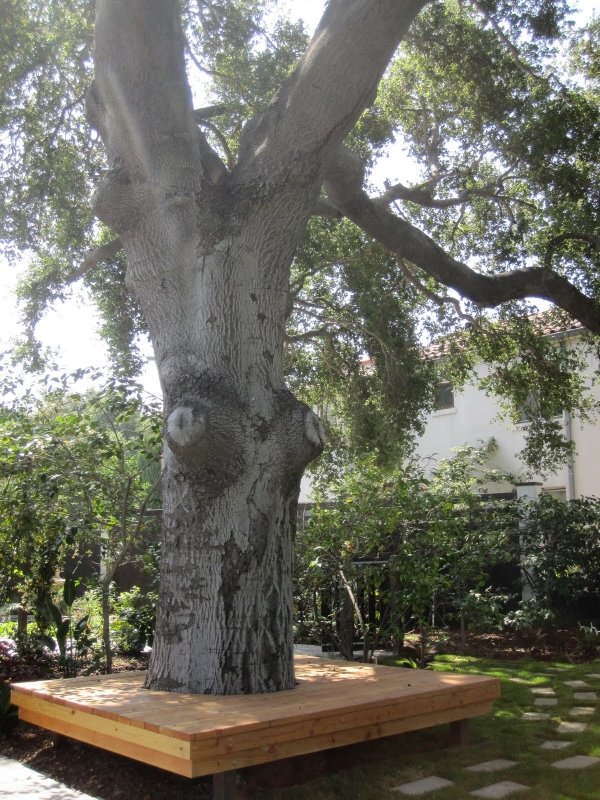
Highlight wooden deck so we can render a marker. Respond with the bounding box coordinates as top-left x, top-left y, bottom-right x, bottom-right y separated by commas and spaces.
11, 656, 500, 781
